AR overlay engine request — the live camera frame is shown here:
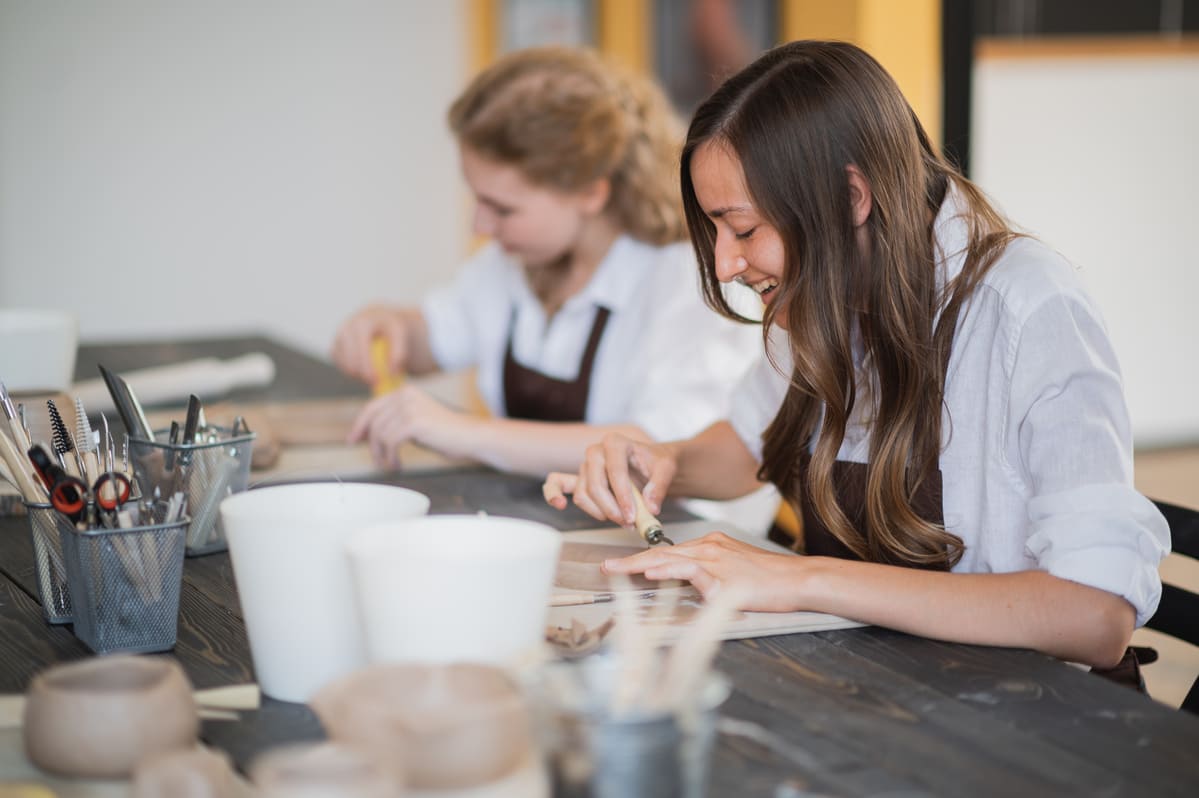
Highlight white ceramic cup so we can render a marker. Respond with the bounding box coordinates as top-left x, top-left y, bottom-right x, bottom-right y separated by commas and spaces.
346, 515, 562, 666
219, 482, 430, 702
0, 308, 78, 392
